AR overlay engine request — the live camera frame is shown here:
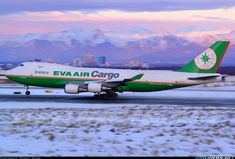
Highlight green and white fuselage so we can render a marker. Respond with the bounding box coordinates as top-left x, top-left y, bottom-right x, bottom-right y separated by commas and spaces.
5, 62, 222, 92
3, 41, 231, 95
